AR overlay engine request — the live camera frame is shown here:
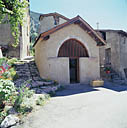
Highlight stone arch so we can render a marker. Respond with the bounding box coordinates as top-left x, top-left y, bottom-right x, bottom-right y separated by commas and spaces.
58, 38, 89, 57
